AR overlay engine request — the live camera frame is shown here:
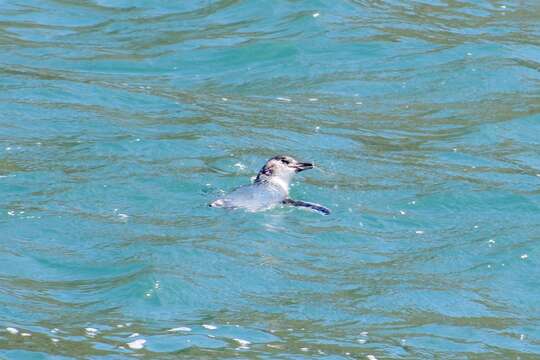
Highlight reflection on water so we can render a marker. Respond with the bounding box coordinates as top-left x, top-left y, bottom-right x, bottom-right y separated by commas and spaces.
1, 0, 539, 358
